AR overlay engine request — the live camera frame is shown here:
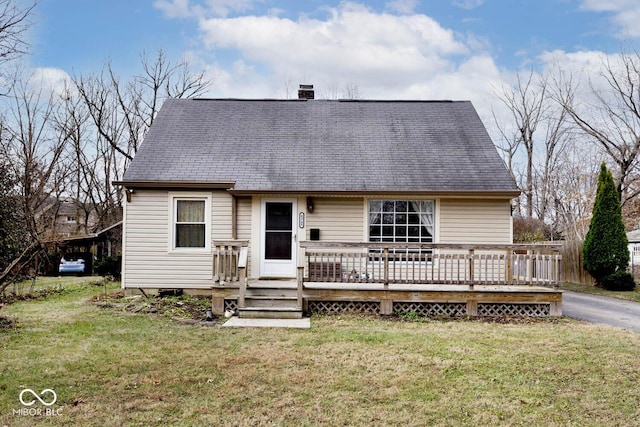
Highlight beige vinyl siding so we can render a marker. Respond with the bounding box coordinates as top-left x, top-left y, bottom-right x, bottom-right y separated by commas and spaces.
211, 191, 233, 240
236, 197, 252, 240
123, 189, 233, 289
236, 196, 252, 272
439, 198, 512, 244
305, 197, 365, 242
